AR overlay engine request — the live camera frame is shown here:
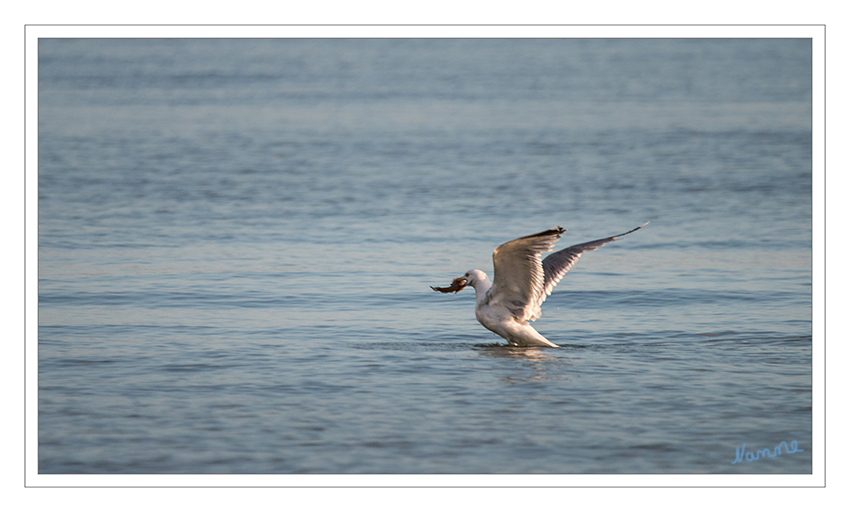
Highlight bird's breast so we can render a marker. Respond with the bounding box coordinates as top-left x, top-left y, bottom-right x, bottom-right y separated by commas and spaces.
475, 302, 507, 330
